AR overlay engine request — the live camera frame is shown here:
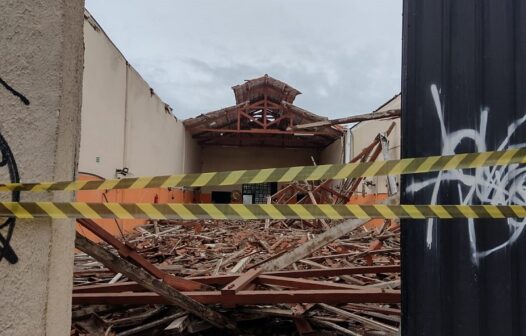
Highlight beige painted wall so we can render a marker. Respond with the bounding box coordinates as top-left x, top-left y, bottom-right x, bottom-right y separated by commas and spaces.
201, 146, 320, 192
0, 0, 84, 334
79, 17, 126, 178
319, 136, 346, 190
80, 12, 200, 179
124, 67, 193, 177
350, 118, 400, 195
320, 137, 345, 165
183, 130, 202, 173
